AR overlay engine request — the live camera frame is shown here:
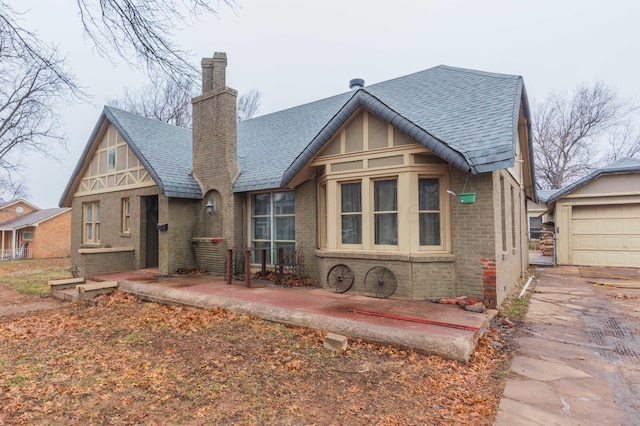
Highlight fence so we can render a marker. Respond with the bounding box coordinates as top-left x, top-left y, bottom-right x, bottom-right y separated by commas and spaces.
225, 246, 305, 287
0, 247, 33, 260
